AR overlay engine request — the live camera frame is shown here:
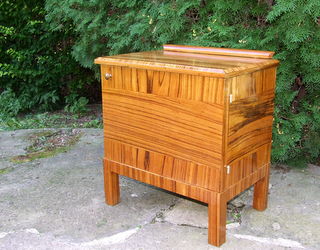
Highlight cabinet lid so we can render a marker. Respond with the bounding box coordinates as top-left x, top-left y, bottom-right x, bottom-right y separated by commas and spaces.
94, 44, 279, 78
